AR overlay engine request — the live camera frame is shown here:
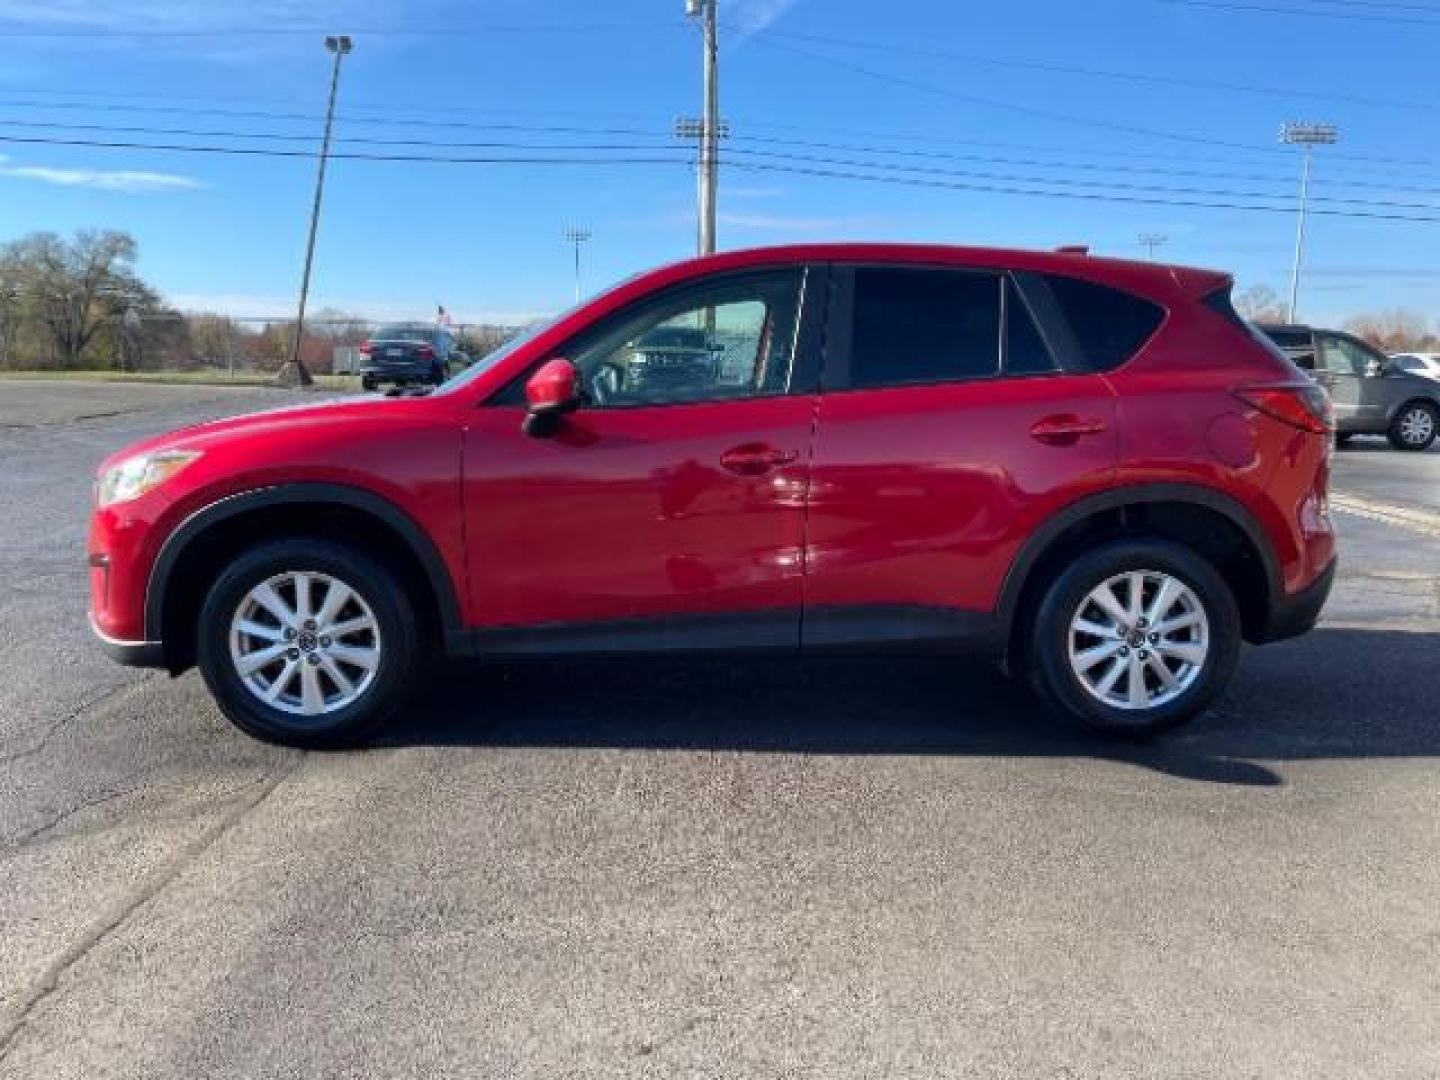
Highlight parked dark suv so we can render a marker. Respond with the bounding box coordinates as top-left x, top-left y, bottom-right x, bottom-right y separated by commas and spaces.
90, 245, 1336, 747
1257, 324, 1439, 451
359, 324, 459, 390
